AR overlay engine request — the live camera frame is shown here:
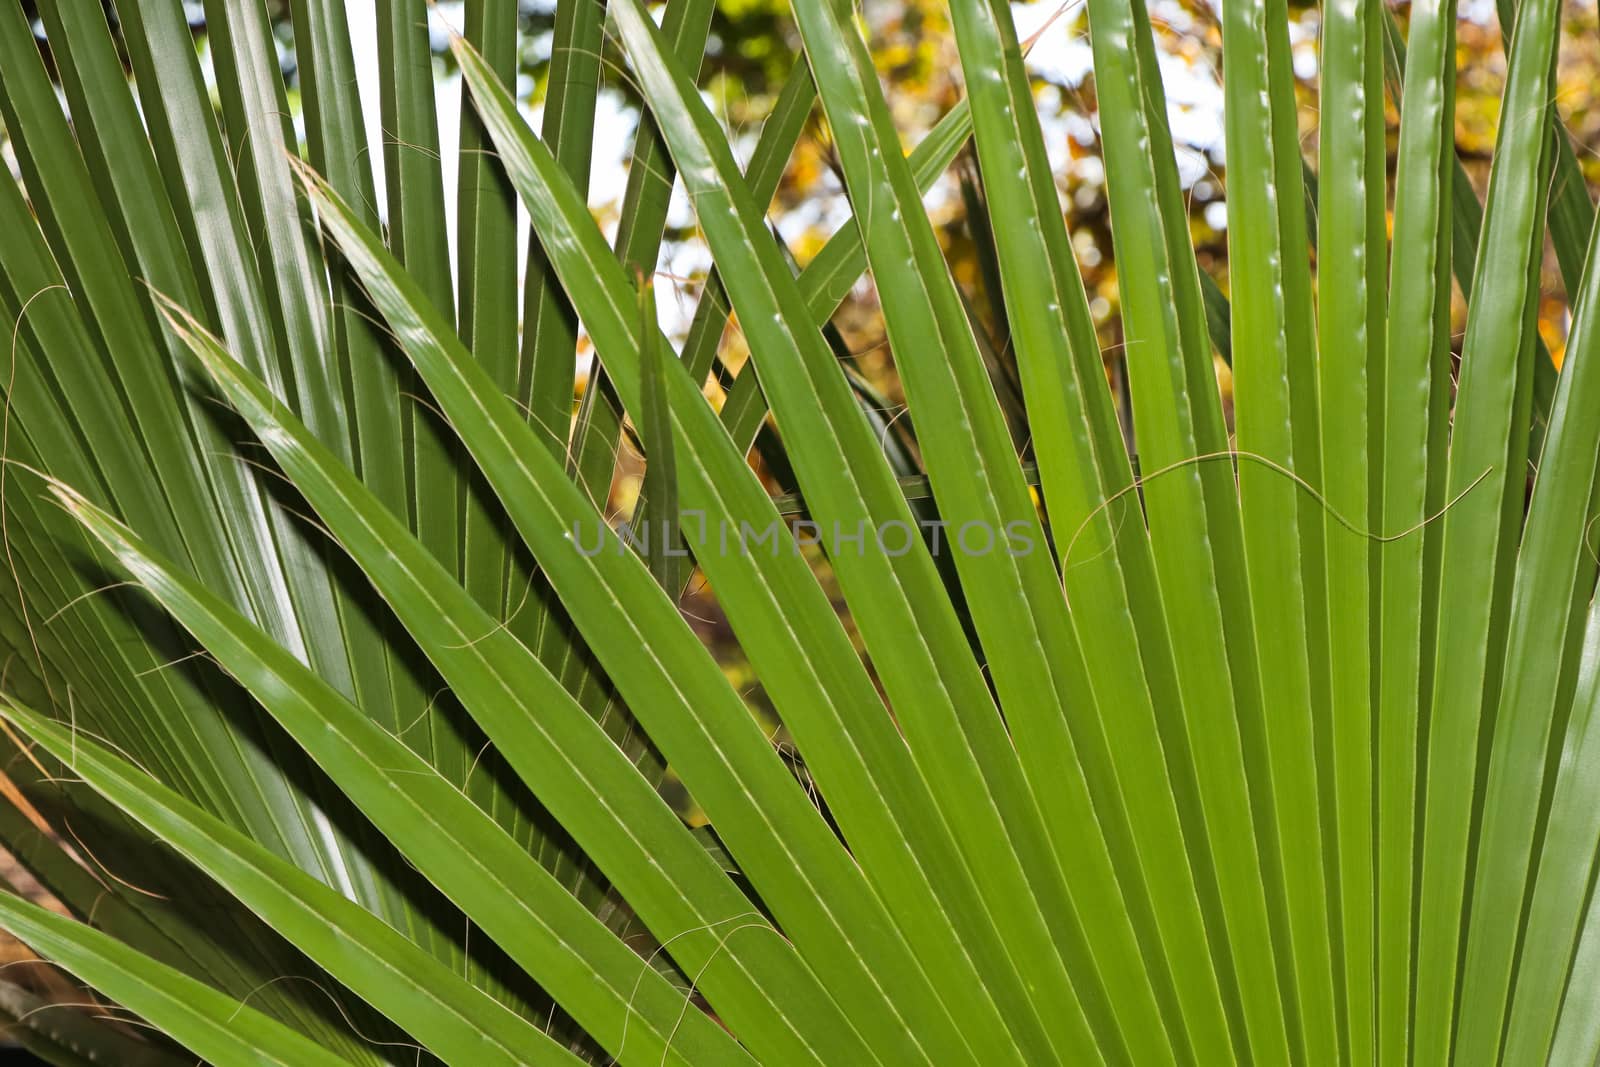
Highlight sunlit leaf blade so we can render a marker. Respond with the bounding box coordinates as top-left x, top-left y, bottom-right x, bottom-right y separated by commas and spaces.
1380, 7, 1562, 477
52, 483, 752, 1067
0, 892, 357, 1067
375, 0, 454, 315
520, 0, 605, 456
1546, 816, 1600, 1066
1082, 0, 1301, 1057
627, 59, 816, 596
316, 54, 1049, 1062
455, 31, 1115, 1067
1498, 606, 1600, 1064
0, 4, 461, 1006
0, 972, 186, 1067
0, 698, 585, 1067
1484, 0, 1595, 317
564, 0, 719, 528
278, 0, 470, 978
373, 0, 467, 694
1316, 0, 1386, 1057
1414, 0, 1564, 1059
635, 281, 682, 589
509, 0, 621, 782
1376, 0, 1457, 1058
454, 0, 519, 399
3, 0, 1600, 1061
1455, 120, 1600, 1061
175, 299, 906, 1066
711, 93, 975, 461
0, 741, 374, 1058
288, 0, 407, 514
449, 6, 530, 819
1218, 0, 1339, 1054
947, 0, 1289, 1060
1070, 10, 1288, 1053
201, 0, 360, 478
609, 4, 1196, 1060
